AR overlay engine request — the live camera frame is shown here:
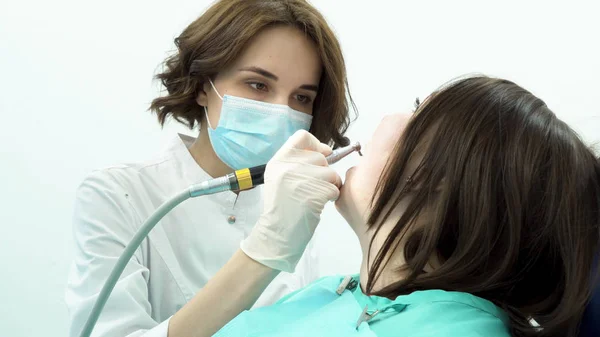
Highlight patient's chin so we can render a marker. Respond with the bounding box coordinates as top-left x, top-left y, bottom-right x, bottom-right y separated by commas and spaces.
337, 167, 355, 207
336, 167, 368, 227
334, 191, 350, 220
335, 189, 358, 226
345, 166, 356, 178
